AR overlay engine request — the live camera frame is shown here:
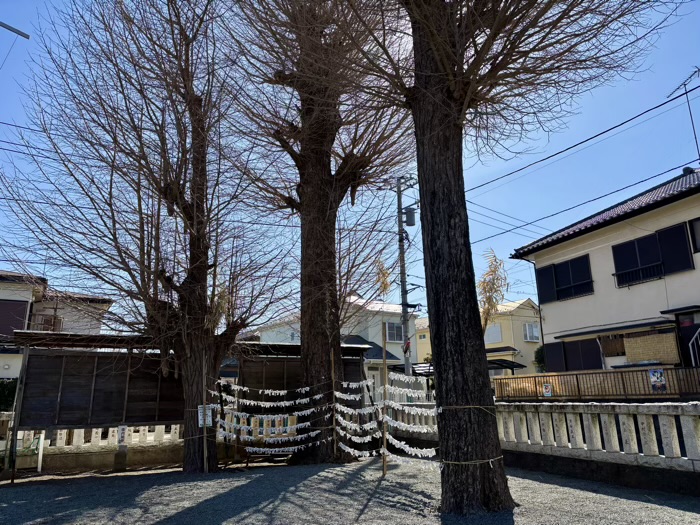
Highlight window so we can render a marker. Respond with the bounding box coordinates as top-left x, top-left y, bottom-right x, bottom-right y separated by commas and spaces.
690, 218, 700, 253
612, 223, 694, 287
523, 322, 540, 342
484, 323, 502, 344
419, 334, 427, 340
386, 322, 403, 342
0, 300, 29, 338
536, 255, 593, 304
